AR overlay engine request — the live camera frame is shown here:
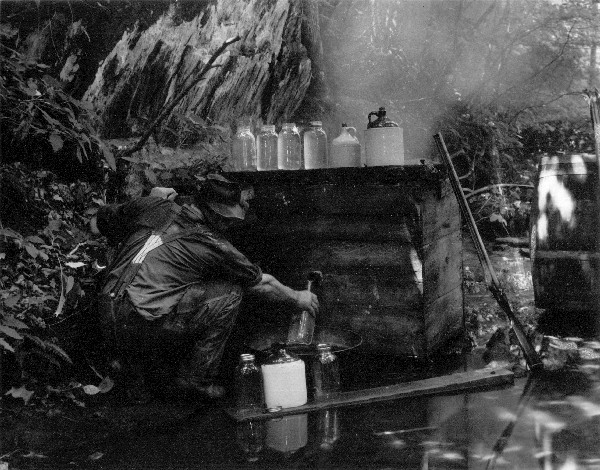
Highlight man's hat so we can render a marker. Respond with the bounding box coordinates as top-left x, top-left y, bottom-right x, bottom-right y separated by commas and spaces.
195, 173, 247, 220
